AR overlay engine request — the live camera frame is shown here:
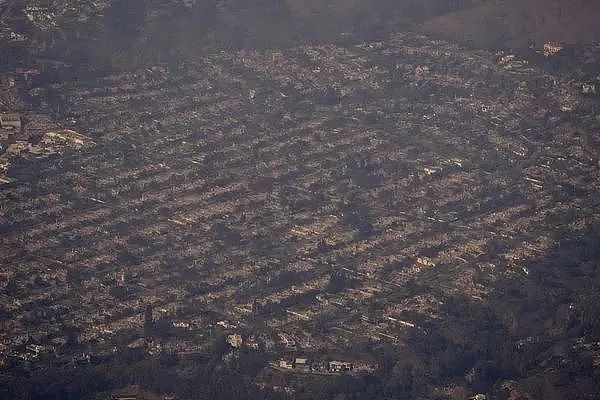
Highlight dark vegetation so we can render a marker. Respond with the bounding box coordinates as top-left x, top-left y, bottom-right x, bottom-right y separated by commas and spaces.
3, 0, 489, 73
